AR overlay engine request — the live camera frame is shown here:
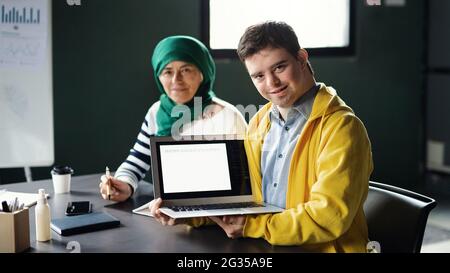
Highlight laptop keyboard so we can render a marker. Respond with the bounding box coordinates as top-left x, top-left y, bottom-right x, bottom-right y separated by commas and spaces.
169, 202, 263, 212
